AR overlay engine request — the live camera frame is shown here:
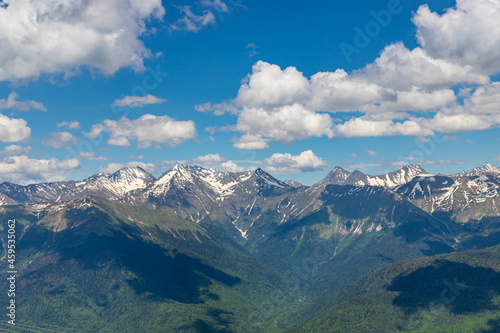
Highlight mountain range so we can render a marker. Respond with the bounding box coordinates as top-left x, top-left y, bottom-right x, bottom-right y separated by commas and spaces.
1, 162, 500, 332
